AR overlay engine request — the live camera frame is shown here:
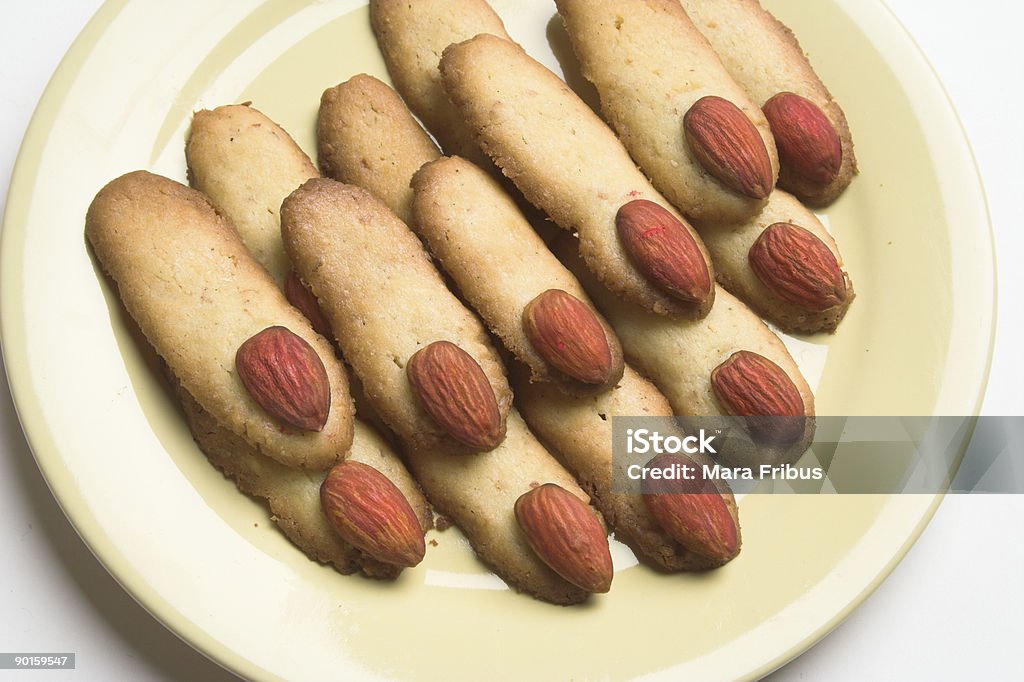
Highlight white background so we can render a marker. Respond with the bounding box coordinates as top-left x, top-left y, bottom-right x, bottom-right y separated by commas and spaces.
1, 1, 1021, 680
